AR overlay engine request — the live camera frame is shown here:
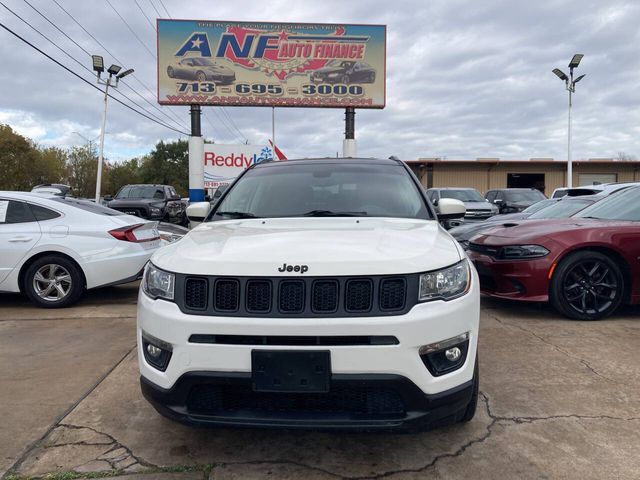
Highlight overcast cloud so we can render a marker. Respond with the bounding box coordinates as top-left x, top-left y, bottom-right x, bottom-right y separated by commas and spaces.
0, 0, 639, 161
